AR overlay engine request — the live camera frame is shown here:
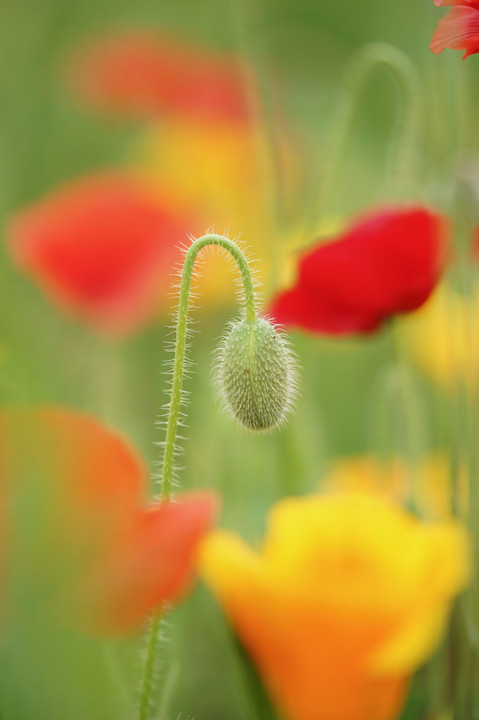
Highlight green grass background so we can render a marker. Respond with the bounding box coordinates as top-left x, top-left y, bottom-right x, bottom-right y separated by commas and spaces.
0, 0, 478, 717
